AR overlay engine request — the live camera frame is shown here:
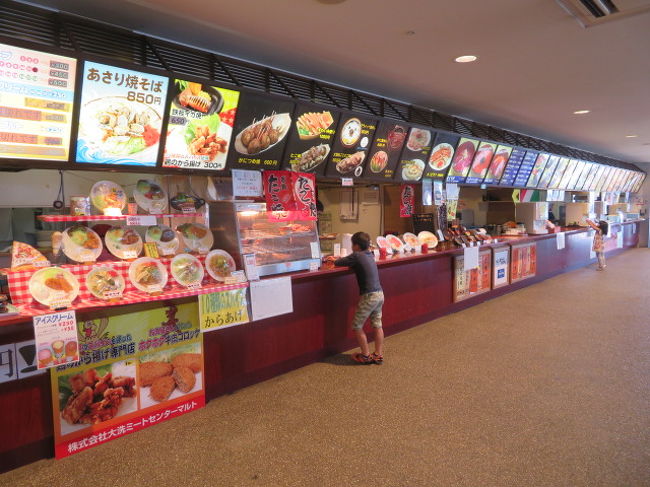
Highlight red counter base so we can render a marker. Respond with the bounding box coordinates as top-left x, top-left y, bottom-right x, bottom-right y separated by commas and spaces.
0, 221, 641, 472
